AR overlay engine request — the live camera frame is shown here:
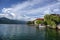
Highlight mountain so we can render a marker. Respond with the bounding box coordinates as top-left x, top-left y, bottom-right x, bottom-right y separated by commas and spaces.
0, 17, 26, 24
